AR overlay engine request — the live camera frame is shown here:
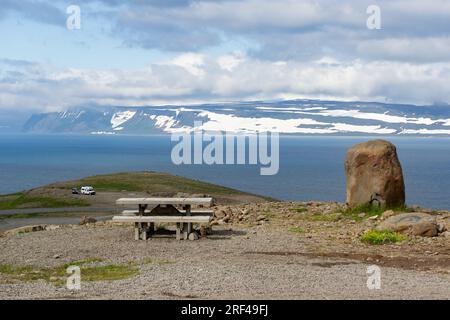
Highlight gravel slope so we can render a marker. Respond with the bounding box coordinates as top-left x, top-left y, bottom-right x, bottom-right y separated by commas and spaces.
0, 221, 448, 300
